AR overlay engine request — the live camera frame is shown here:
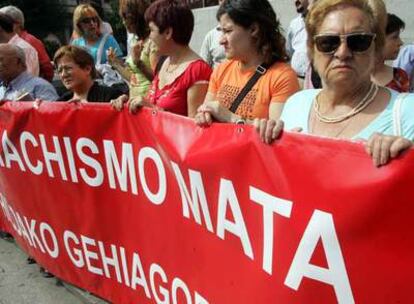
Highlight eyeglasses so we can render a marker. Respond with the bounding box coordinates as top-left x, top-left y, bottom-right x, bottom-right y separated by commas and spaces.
79, 16, 99, 25
314, 33, 376, 54
57, 65, 74, 75
121, 12, 134, 20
